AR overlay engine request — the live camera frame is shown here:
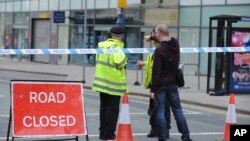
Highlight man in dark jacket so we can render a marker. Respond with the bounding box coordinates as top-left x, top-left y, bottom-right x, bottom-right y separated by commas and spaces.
150, 24, 192, 141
